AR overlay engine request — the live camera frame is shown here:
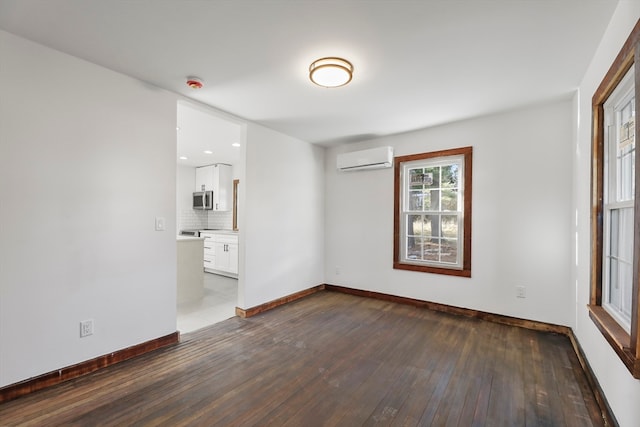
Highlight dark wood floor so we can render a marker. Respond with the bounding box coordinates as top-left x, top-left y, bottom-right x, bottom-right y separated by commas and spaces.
0, 291, 605, 426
